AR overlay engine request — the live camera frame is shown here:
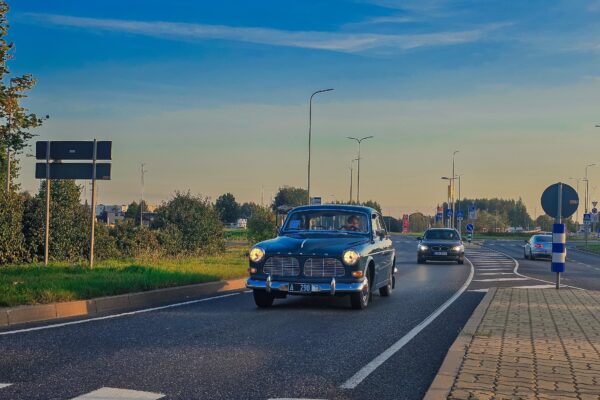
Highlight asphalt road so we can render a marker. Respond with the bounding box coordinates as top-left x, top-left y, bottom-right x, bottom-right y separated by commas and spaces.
482, 239, 600, 290
2, 237, 597, 399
